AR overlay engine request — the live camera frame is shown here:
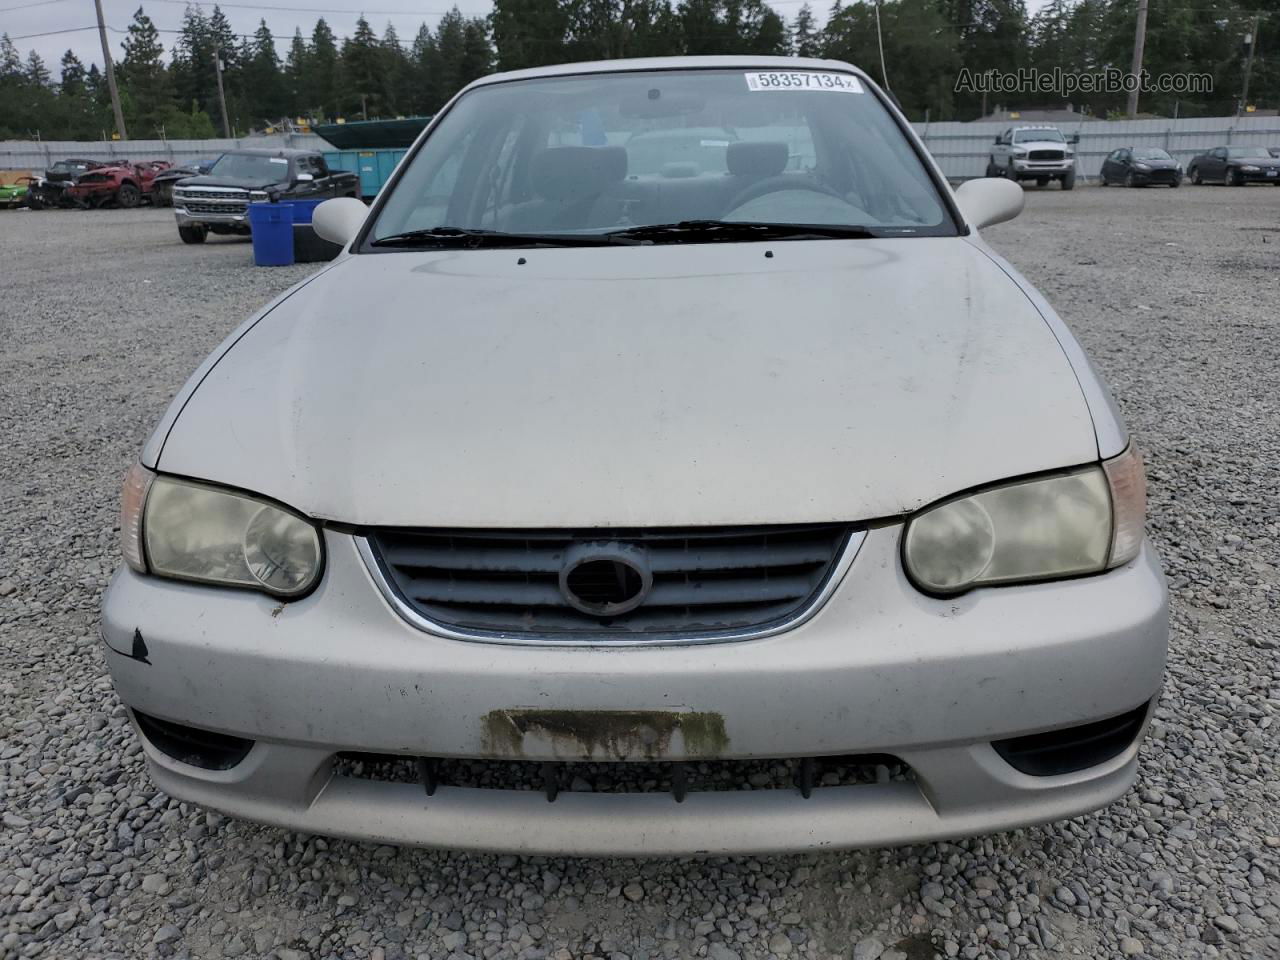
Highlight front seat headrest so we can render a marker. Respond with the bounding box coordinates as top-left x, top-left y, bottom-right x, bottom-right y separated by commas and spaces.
530, 146, 628, 202
726, 141, 789, 178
